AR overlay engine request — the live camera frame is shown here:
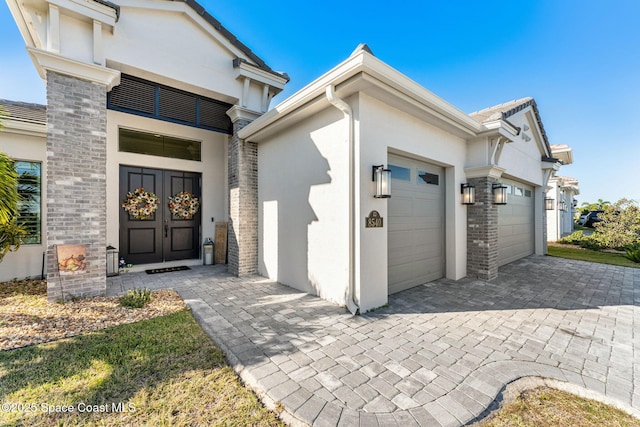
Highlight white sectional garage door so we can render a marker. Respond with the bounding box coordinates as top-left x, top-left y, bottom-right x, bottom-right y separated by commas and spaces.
388, 155, 444, 294
498, 179, 535, 266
